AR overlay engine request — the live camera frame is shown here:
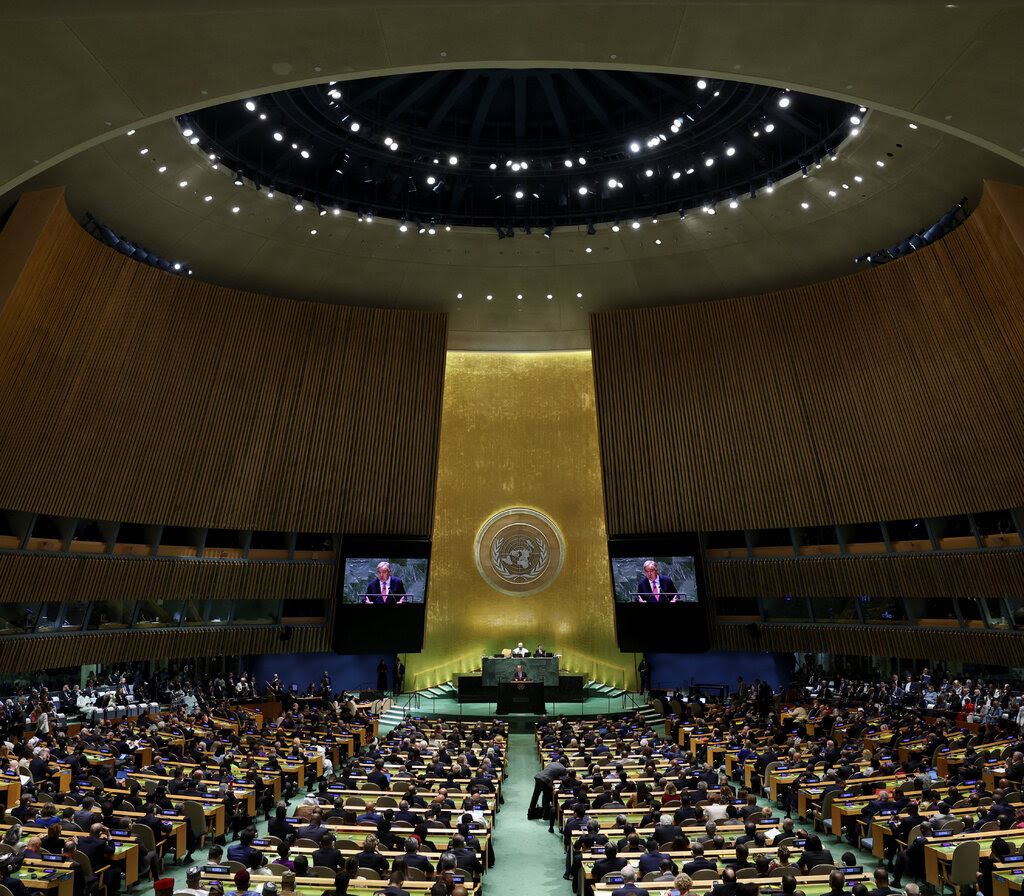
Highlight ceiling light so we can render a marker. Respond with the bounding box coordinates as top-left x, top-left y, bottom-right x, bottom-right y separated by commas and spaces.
908, 123, 918, 129
511, 162, 521, 172
876, 160, 885, 167
231, 206, 240, 214
428, 224, 436, 234
266, 188, 275, 198
631, 218, 640, 229
389, 142, 398, 151
697, 79, 707, 90
456, 293, 463, 299
515, 189, 524, 199
294, 197, 304, 211
300, 149, 310, 159
189, 137, 199, 145
399, 220, 408, 232
765, 123, 775, 133
611, 220, 620, 232
139, 148, 148, 155
828, 190, 837, 197
427, 176, 436, 185
384, 137, 393, 146
728, 198, 739, 209
544, 223, 554, 238
725, 146, 736, 156
704, 158, 714, 167
578, 157, 587, 165
350, 122, 360, 132
629, 141, 641, 153
449, 155, 458, 165
655, 239, 662, 245
854, 175, 863, 182
178, 180, 188, 188
850, 115, 861, 125
564, 159, 573, 167
672, 171, 681, 180
704, 203, 716, 215
547, 294, 553, 300
578, 185, 588, 196
273, 132, 283, 142
181, 127, 193, 137
486, 295, 493, 301
489, 163, 497, 170
585, 247, 592, 253
234, 172, 244, 186
801, 202, 810, 209
203, 195, 212, 202
332, 205, 340, 215
778, 96, 791, 108
245, 100, 256, 112
126, 129, 136, 136
576, 292, 583, 298
645, 169, 653, 177
309, 229, 317, 235
517, 294, 523, 300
